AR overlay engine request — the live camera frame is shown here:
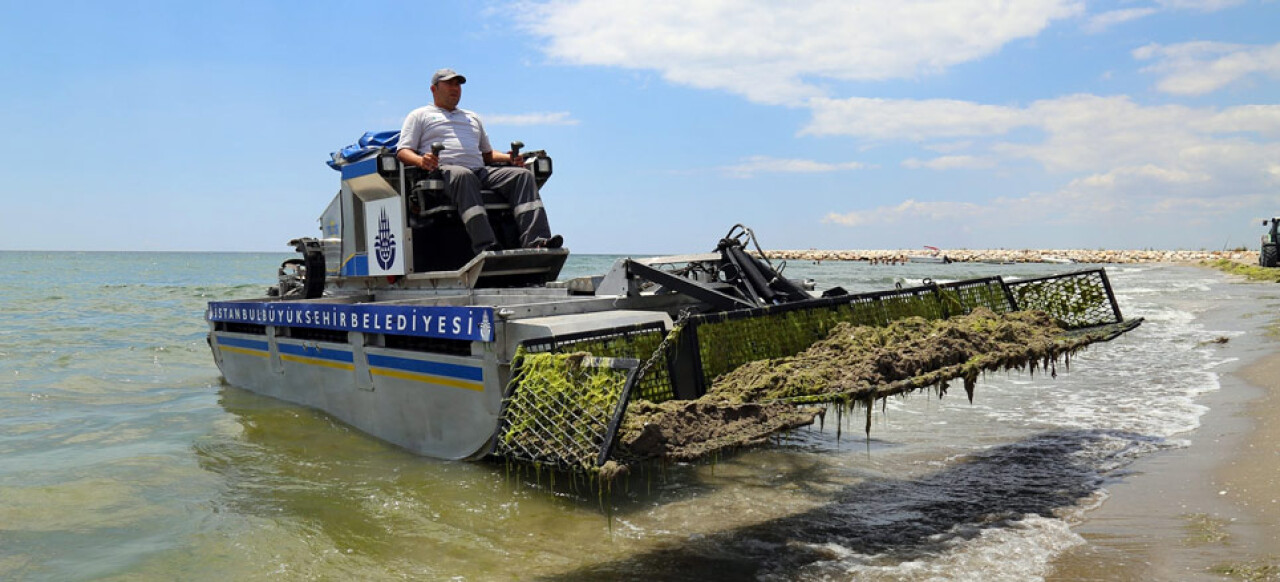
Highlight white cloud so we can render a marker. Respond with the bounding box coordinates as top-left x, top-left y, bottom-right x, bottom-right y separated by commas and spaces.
923, 141, 977, 154
902, 155, 996, 170
1083, 8, 1157, 34
719, 155, 865, 178
517, 0, 1083, 104
812, 94, 1280, 229
509, 1, 1272, 247
824, 182, 1264, 234
1134, 41, 1280, 95
823, 199, 986, 226
1081, 0, 1244, 34
1000, 95, 1205, 172
1068, 164, 1211, 188
1152, 0, 1247, 10
805, 94, 1280, 175
1149, 193, 1265, 214
1201, 104, 1280, 138
483, 111, 579, 126
804, 97, 1033, 140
